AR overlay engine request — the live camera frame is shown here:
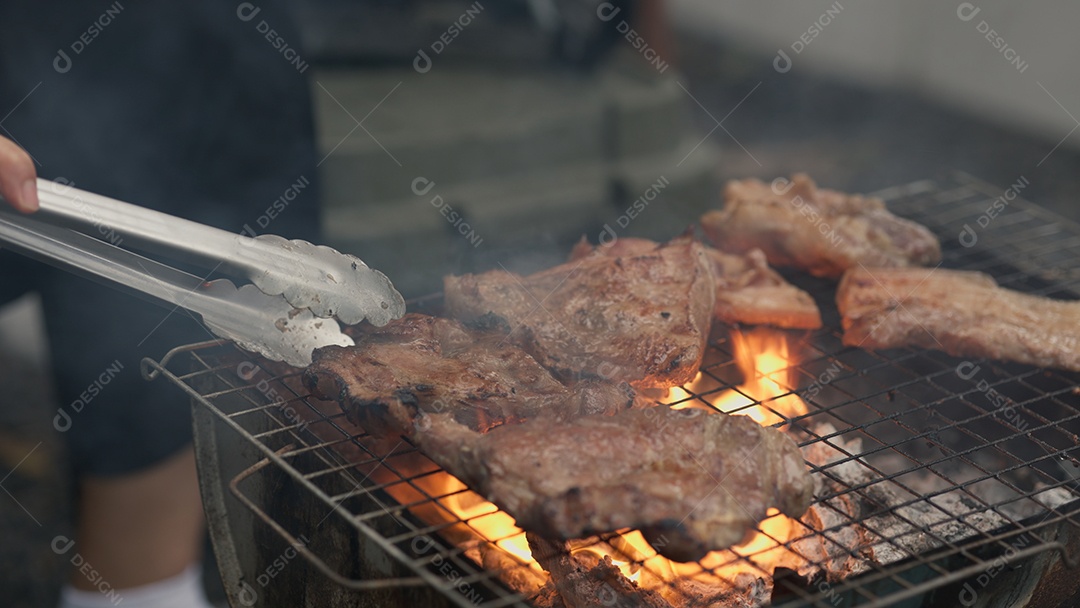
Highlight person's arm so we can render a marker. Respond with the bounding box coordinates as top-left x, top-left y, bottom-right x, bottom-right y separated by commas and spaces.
0, 135, 38, 212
